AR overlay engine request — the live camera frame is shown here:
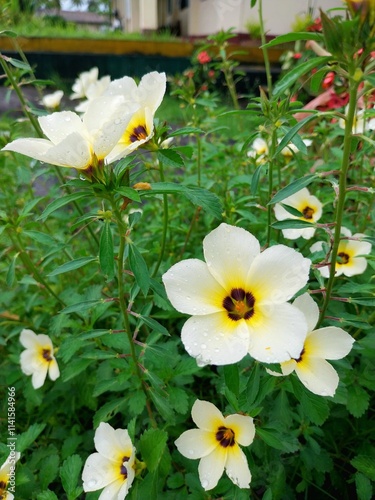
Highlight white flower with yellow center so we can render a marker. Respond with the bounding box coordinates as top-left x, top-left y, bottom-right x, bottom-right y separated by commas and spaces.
75, 75, 111, 113
0, 453, 20, 500
268, 293, 355, 396
338, 106, 375, 133
279, 138, 312, 157
175, 400, 255, 491
2, 97, 138, 172
274, 187, 323, 240
20, 329, 59, 389
312, 227, 372, 277
82, 422, 136, 500
162, 223, 311, 366
104, 71, 166, 163
70, 66, 100, 100
41, 90, 64, 110
247, 137, 268, 164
